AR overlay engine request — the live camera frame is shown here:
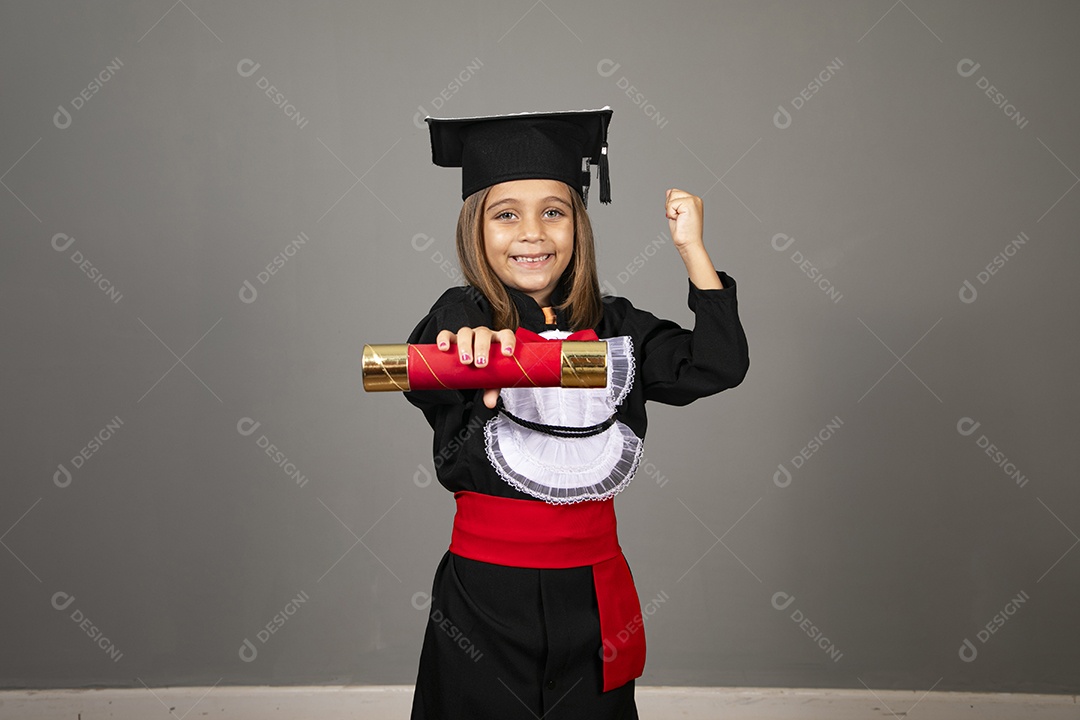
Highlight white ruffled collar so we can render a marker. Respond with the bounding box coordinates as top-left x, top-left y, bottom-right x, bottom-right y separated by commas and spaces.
484, 333, 642, 505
